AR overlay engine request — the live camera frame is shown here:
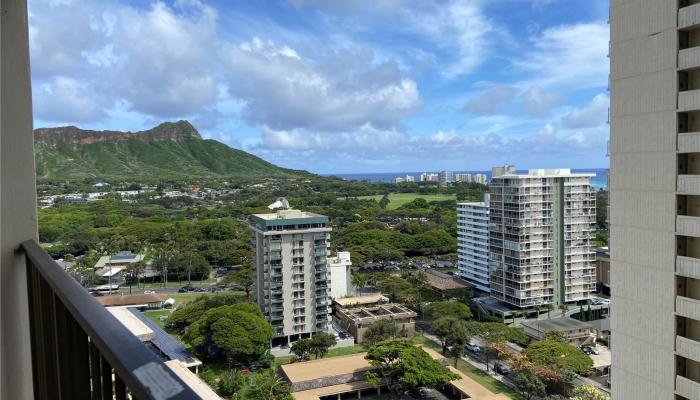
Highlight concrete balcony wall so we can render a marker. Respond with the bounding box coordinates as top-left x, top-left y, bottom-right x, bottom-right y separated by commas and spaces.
679, 256, 700, 279
678, 216, 700, 237
679, 175, 700, 195
678, 296, 700, 321
678, 336, 700, 363
679, 133, 700, 153
680, 89, 700, 112
681, 47, 700, 71
681, 3, 700, 30
677, 375, 700, 400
